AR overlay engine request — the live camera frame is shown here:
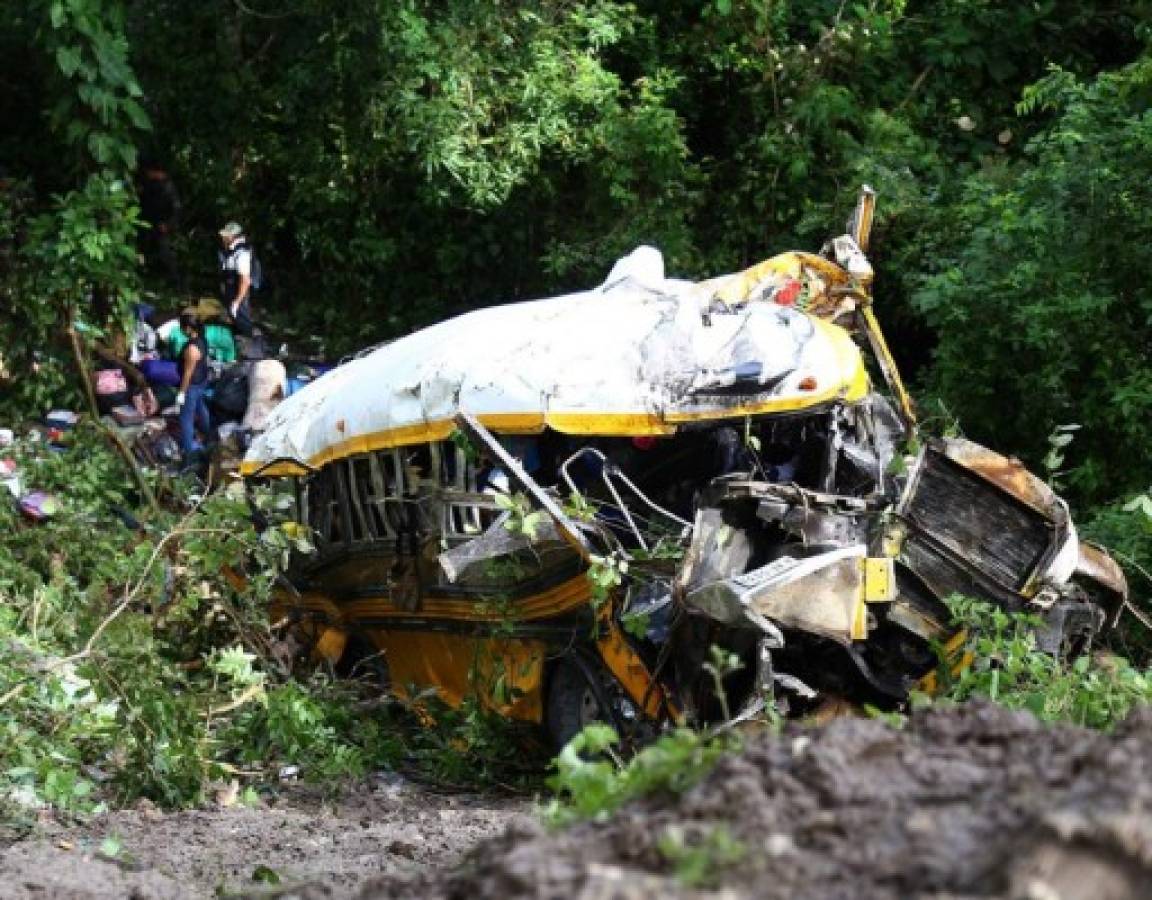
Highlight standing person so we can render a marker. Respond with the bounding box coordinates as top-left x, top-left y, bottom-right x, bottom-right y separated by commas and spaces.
138, 159, 183, 290
217, 221, 256, 336
175, 313, 212, 458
